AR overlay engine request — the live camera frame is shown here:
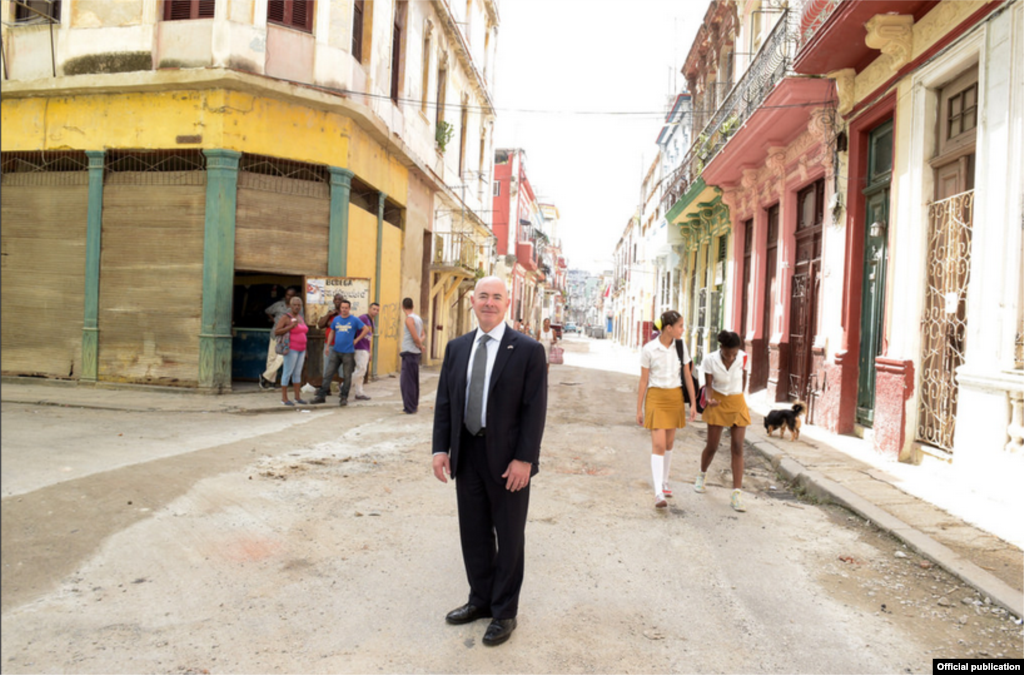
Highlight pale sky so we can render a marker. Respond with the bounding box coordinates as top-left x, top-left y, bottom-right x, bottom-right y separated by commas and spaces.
492, 0, 701, 273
